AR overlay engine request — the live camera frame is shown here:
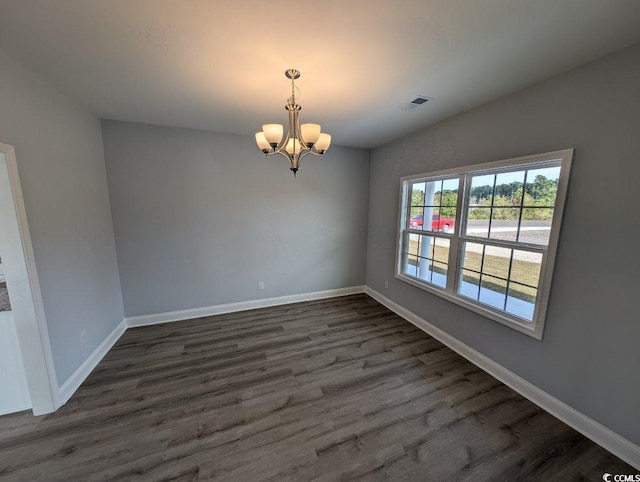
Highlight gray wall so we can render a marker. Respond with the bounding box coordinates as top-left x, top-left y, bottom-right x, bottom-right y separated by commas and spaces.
102, 121, 369, 317
366, 44, 640, 445
0, 52, 124, 385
